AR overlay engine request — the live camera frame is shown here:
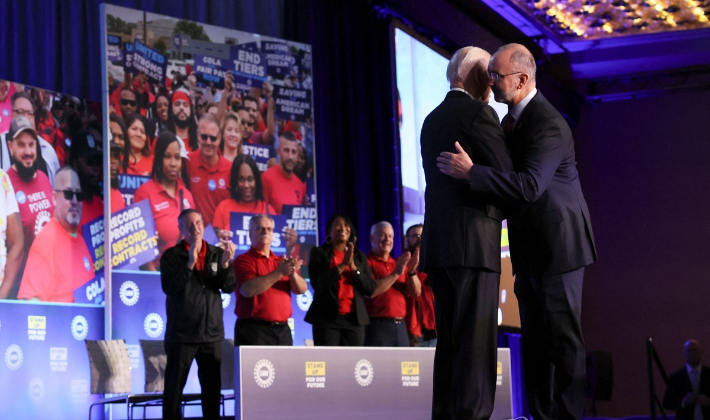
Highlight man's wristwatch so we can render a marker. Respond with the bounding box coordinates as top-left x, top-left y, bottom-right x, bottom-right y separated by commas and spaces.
407, 270, 417, 277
